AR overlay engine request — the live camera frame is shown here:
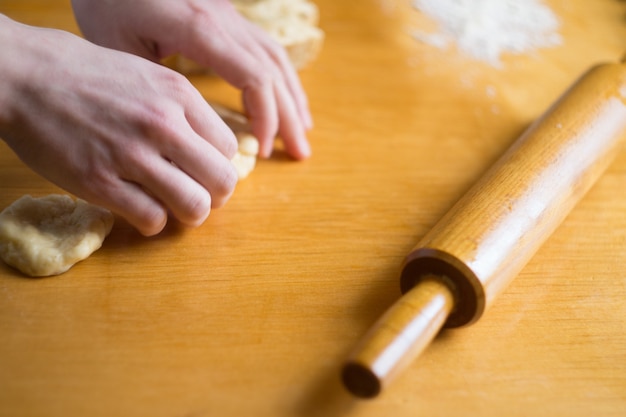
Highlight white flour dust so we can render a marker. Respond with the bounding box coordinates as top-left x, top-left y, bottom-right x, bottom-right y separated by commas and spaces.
411, 0, 563, 67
